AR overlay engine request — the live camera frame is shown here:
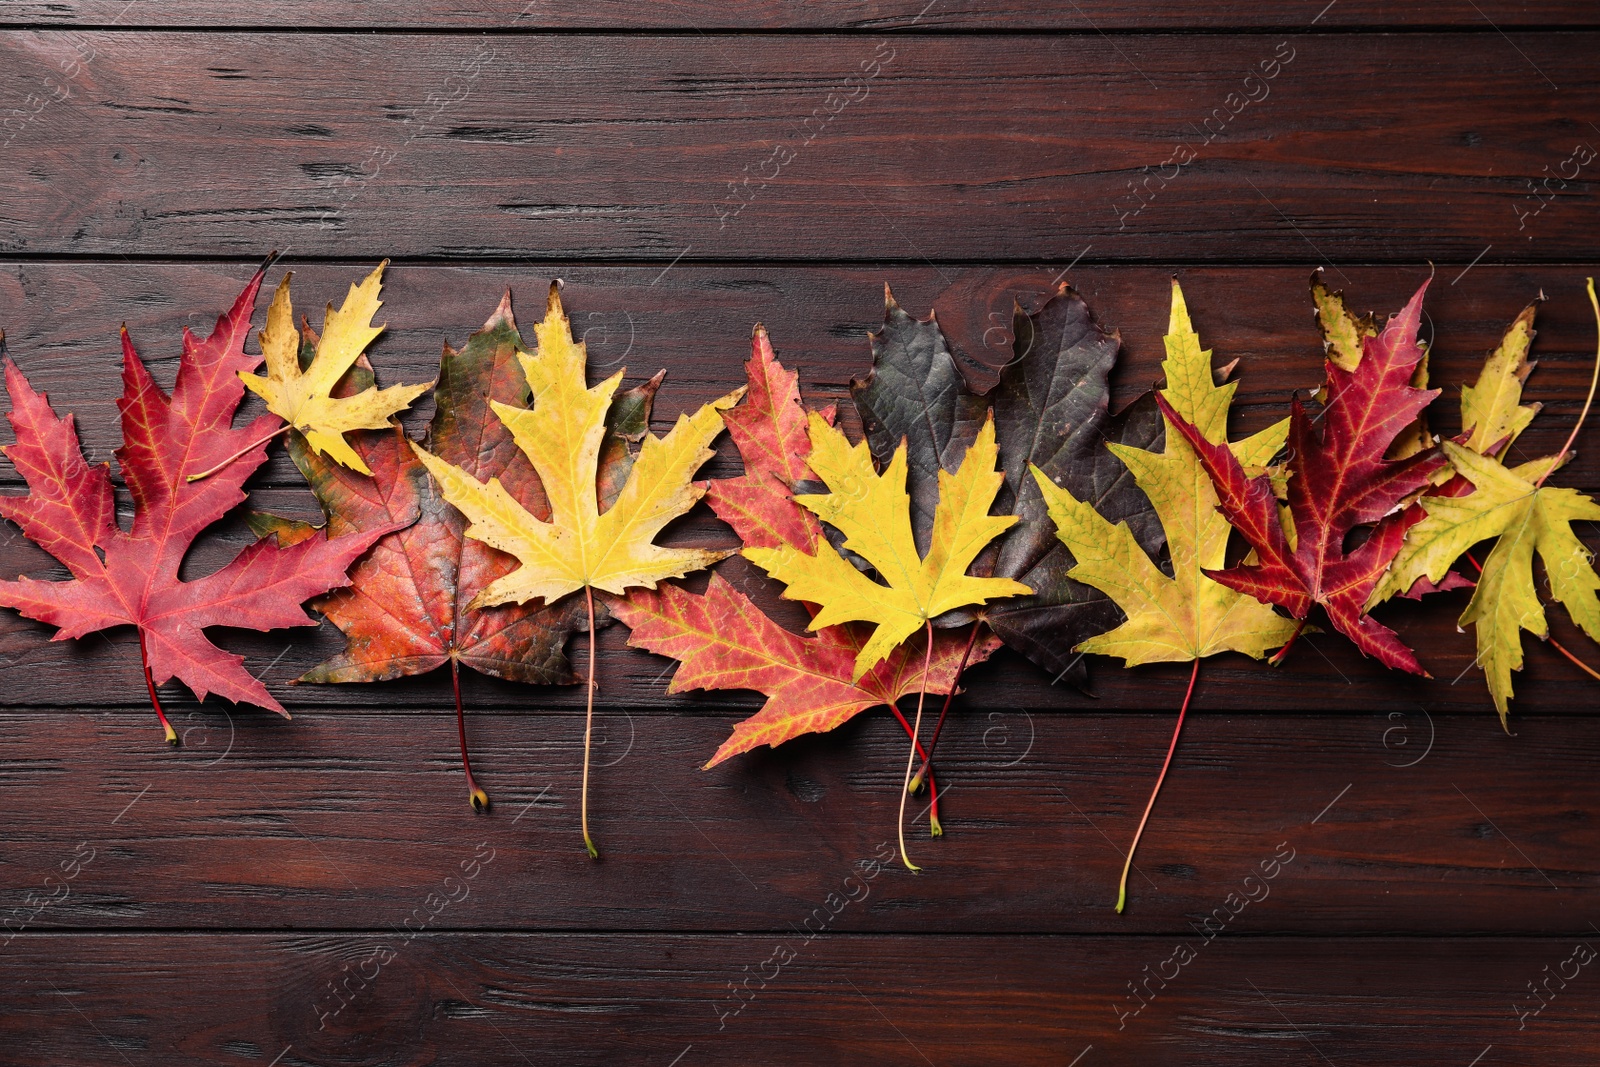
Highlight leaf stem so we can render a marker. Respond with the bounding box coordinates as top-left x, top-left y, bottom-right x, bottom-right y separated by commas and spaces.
452, 658, 489, 812
1549, 637, 1600, 684
908, 620, 982, 797
1268, 617, 1307, 667
1117, 658, 1200, 914
1462, 552, 1600, 685
582, 585, 599, 860
185, 424, 290, 482
1534, 278, 1600, 489
138, 629, 178, 746
895, 621, 936, 873
885, 703, 941, 835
